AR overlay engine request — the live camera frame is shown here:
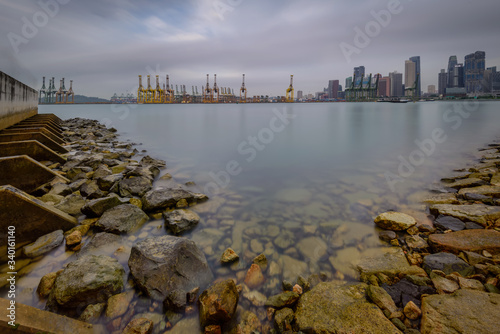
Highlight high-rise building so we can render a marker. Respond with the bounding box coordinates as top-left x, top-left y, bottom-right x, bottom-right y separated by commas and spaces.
389, 71, 403, 97
378, 76, 391, 97
405, 60, 416, 97
447, 56, 458, 88
438, 69, 447, 95
428, 85, 436, 94
328, 80, 339, 99
465, 51, 486, 94
450, 64, 464, 88
346, 77, 353, 90
409, 56, 421, 97
354, 66, 365, 79
297, 90, 303, 100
